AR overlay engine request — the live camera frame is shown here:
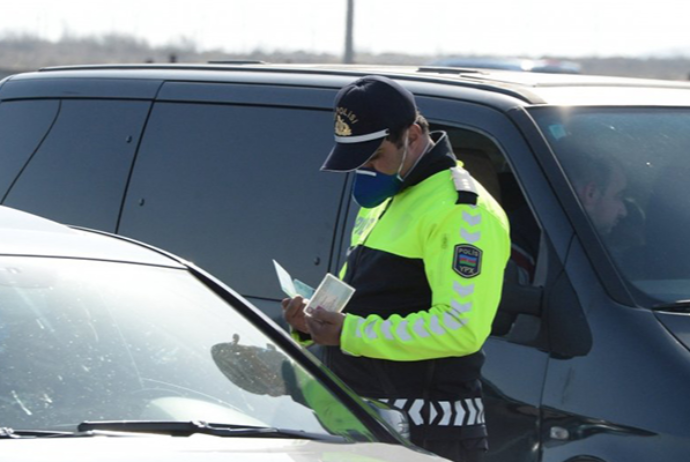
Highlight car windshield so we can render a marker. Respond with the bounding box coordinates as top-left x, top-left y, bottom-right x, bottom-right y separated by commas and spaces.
0, 256, 373, 440
531, 107, 690, 305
